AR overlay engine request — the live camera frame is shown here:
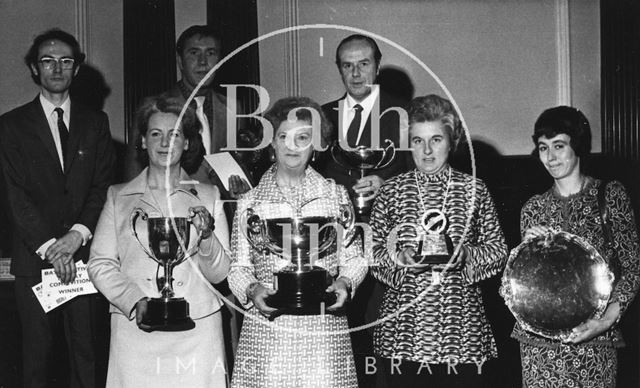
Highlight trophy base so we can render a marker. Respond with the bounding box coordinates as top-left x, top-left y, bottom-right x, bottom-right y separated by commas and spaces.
402, 234, 454, 266
265, 267, 341, 321
141, 297, 196, 332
